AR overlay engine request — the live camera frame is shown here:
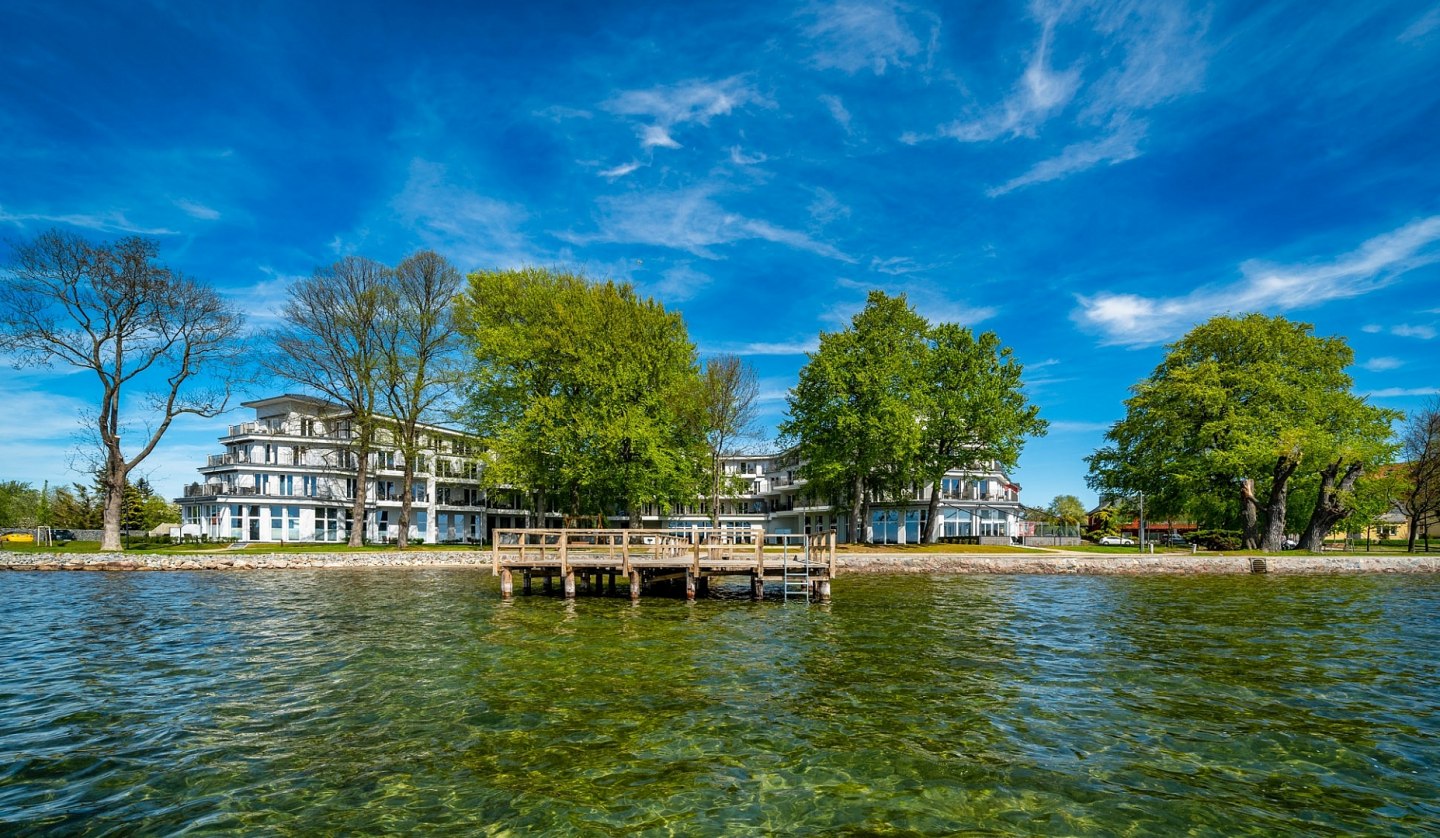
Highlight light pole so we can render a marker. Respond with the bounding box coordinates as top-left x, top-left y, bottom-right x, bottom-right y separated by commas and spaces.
1137, 491, 1146, 553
